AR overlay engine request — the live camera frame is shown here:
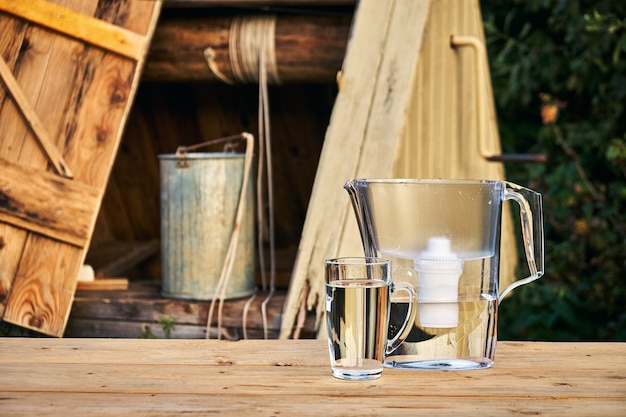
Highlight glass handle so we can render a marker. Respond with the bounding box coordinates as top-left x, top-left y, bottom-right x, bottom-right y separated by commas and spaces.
501, 182, 545, 300
386, 282, 417, 355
